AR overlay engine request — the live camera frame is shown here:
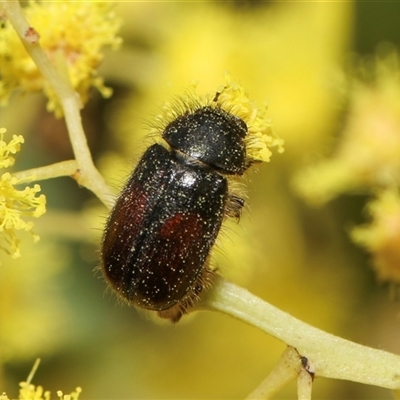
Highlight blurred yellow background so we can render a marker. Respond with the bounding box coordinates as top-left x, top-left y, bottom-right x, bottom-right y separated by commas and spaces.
1, 1, 400, 399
